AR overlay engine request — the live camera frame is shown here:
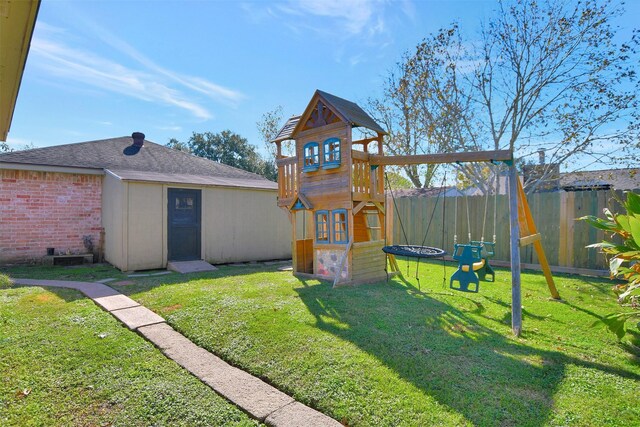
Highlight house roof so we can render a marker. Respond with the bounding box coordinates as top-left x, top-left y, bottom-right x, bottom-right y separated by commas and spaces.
560, 168, 640, 191
0, 0, 40, 141
108, 170, 277, 190
0, 135, 277, 190
392, 187, 473, 198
